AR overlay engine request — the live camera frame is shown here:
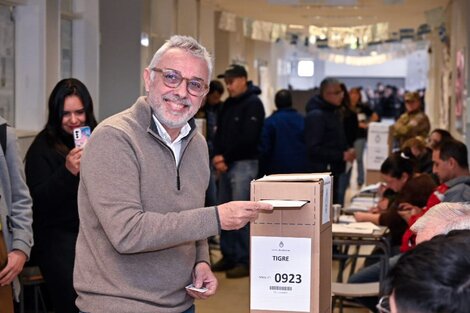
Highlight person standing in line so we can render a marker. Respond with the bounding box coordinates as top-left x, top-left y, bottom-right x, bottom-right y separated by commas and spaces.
73, 35, 272, 313
211, 64, 266, 279
336, 83, 358, 206
195, 80, 224, 207
24, 78, 98, 313
304, 77, 355, 205
392, 91, 430, 148
349, 87, 379, 188
0, 116, 33, 313
258, 89, 308, 176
